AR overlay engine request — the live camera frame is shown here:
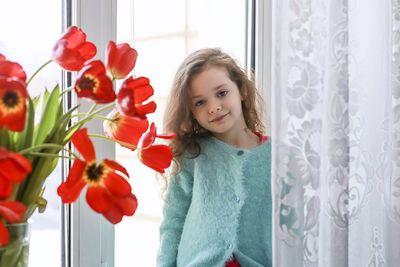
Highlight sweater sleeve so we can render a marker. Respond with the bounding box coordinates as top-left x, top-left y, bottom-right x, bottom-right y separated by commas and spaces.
156, 168, 193, 267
